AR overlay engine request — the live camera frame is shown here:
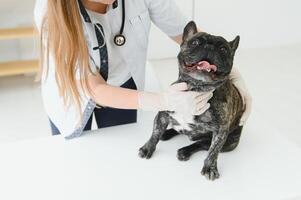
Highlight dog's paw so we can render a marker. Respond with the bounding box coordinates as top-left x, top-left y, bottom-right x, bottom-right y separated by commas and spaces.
201, 164, 220, 181
138, 145, 155, 159
177, 149, 191, 161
